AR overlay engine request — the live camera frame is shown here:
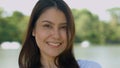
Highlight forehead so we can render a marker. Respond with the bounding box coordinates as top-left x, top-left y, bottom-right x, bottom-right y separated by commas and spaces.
36, 7, 67, 24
